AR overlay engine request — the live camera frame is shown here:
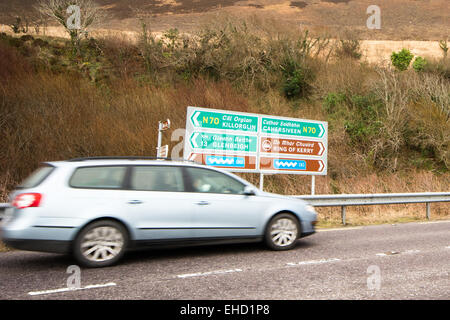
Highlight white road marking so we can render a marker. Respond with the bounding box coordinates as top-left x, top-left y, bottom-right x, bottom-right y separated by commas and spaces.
286, 258, 341, 266
403, 249, 421, 254
28, 282, 116, 296
418, 220, 450, 224
376, 251, 399, 256
376, 249, 421, 256
177, 268, 243, 279
317, 227, 363, 232
318, 220, 450, 232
